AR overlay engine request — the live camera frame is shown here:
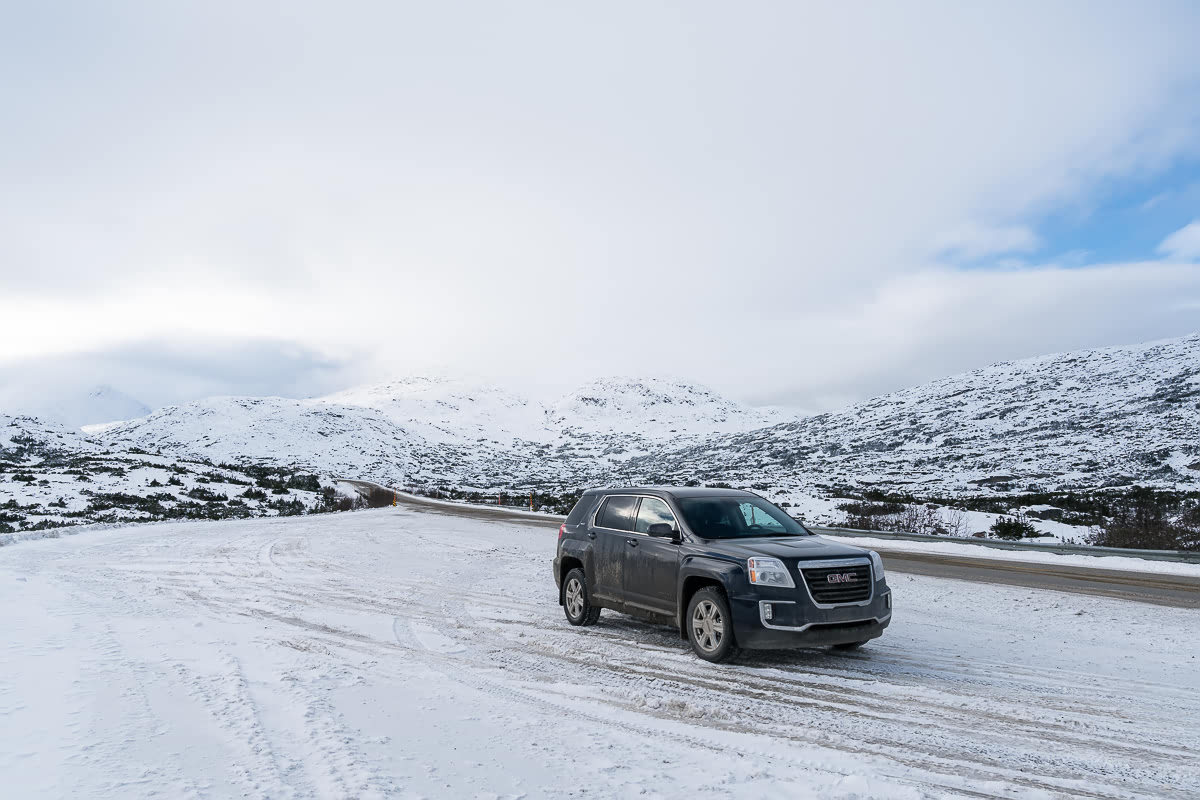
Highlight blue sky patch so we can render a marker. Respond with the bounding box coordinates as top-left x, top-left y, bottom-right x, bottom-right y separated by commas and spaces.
1026, 162, 1200, 266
